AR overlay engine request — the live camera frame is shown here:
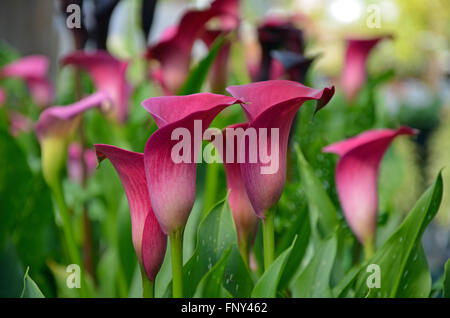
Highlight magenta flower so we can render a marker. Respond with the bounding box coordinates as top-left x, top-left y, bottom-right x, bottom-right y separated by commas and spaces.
146, 0, 238, 95
323, 127, 417, 250
341, 37, 388, 101
35, 91, 111, 141
95, 144, 167, 282
62, 50, 131, 123
0, 55, 53, 106
67, 143, 97, 183
215, 123, 258, 261
227, 80, 334, 218
35, 91, 111, 187
141, 93, 239, 235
